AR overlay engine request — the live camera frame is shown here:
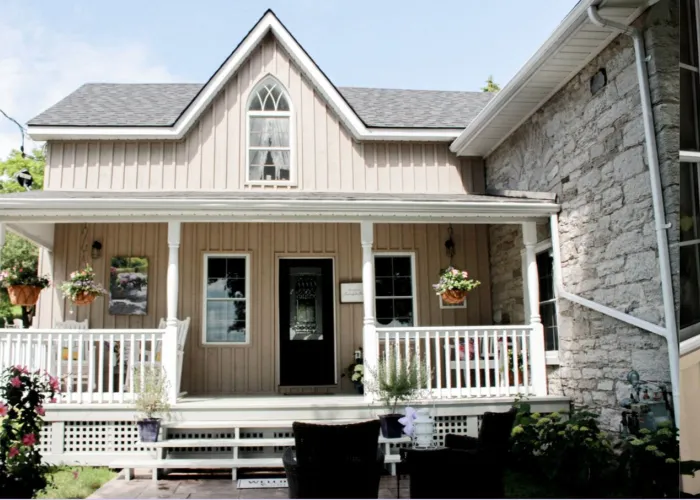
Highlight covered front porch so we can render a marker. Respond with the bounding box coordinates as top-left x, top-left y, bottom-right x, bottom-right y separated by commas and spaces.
0, 191, 559, 407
